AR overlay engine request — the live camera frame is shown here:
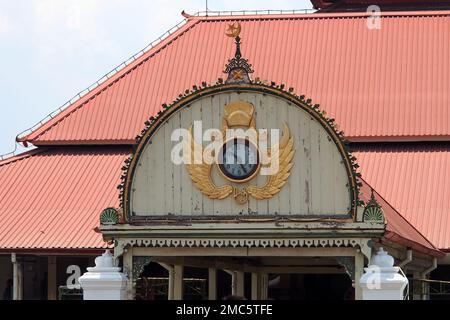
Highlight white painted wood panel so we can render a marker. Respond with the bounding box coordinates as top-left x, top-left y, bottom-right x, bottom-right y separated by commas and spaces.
131, 91, 351, 217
